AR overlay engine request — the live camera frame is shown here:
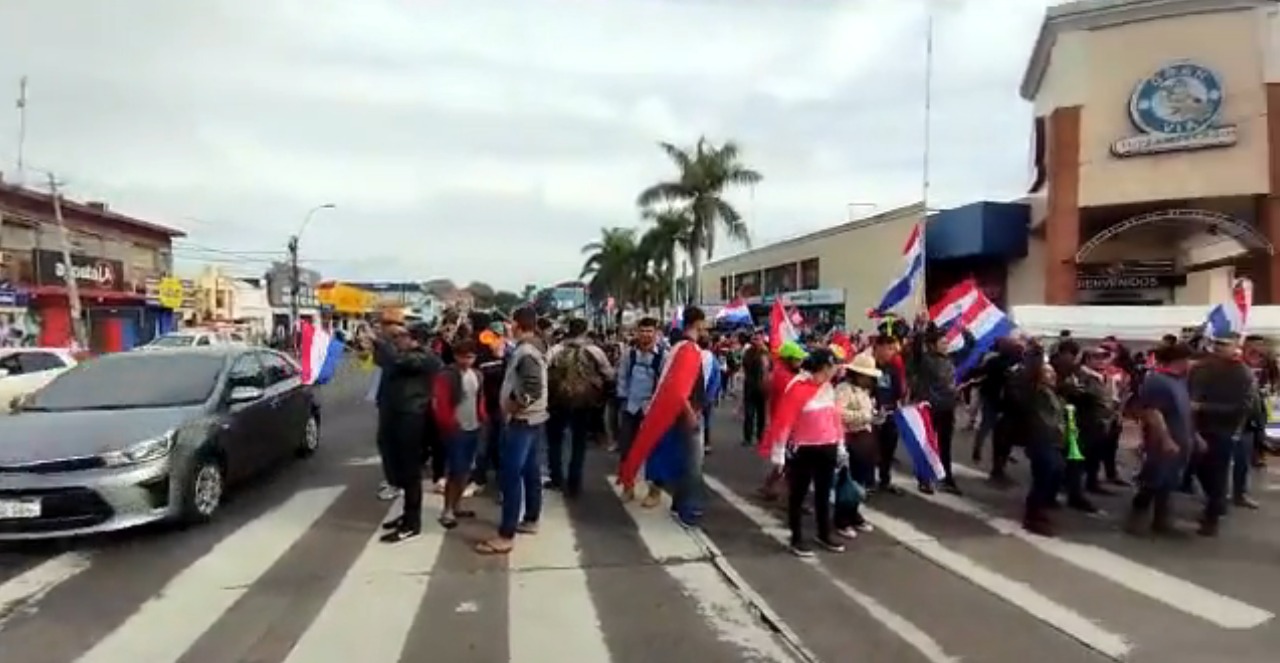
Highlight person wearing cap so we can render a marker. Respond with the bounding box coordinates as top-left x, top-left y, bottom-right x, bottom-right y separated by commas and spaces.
1074, 346, 1122, 497
1186, 332, 1260, 535
757, 340, 807, 501
909, 326, 962, 495
833, 352, 880, 539
759, 348, 847, 556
